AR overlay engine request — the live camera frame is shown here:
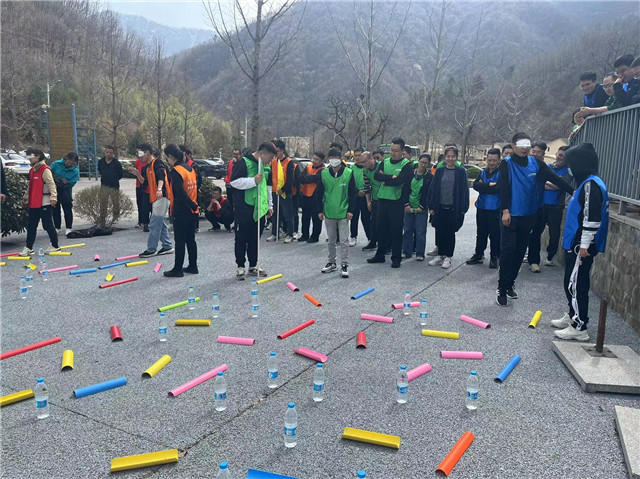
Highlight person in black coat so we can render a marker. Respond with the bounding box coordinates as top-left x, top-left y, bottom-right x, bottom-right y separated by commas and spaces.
427, 145, 469, 269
